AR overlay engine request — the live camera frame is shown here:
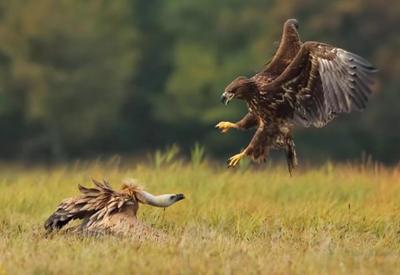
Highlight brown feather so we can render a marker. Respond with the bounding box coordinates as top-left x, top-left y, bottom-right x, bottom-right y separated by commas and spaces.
259, 19, 302, 79
44, 179, 141, 233
220, 19, 376, 173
